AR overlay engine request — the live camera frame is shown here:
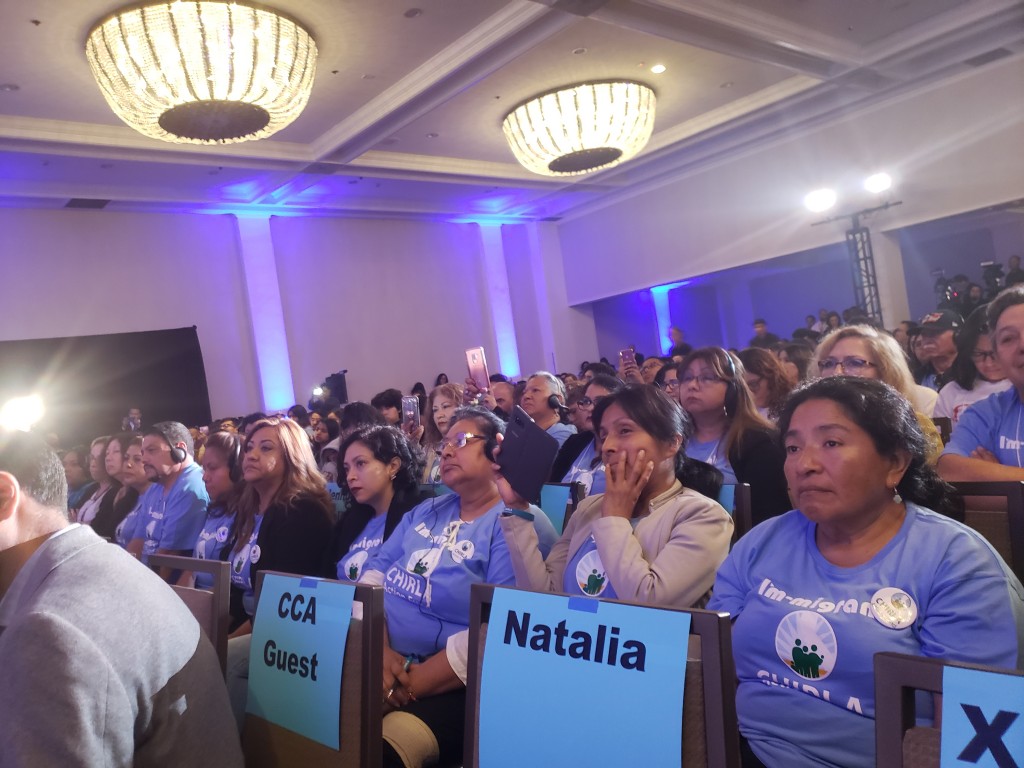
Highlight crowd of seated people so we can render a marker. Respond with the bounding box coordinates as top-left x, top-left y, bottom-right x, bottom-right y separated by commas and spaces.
27, 284, 1024, 768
